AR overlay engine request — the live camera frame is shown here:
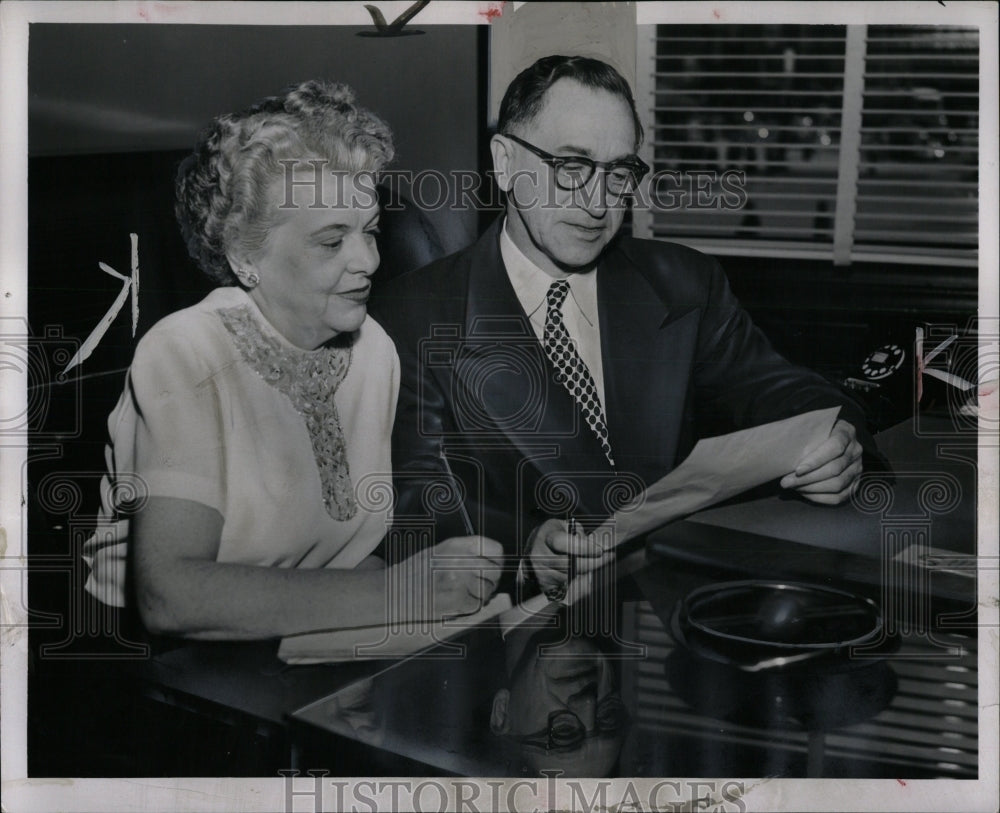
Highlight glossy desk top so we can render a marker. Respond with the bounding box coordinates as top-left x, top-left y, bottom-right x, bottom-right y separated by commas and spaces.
291, 551, 977, 778
686, 415, 978, 556
143, 415, 981, 777
289, 415, 980, 777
